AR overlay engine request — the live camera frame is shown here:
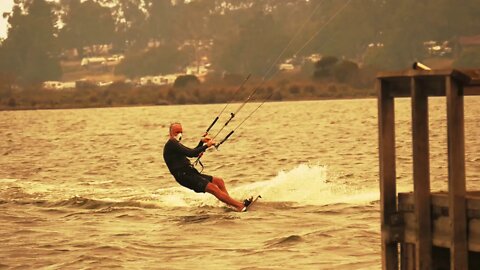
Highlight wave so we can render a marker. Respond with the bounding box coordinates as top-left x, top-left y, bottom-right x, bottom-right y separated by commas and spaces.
153, 164, 380, 208
49, 196, 159, 210
1, 195, 160, 211
0, 164, 380, 210
0, 186, 161, 210
232, 164, 379, 206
